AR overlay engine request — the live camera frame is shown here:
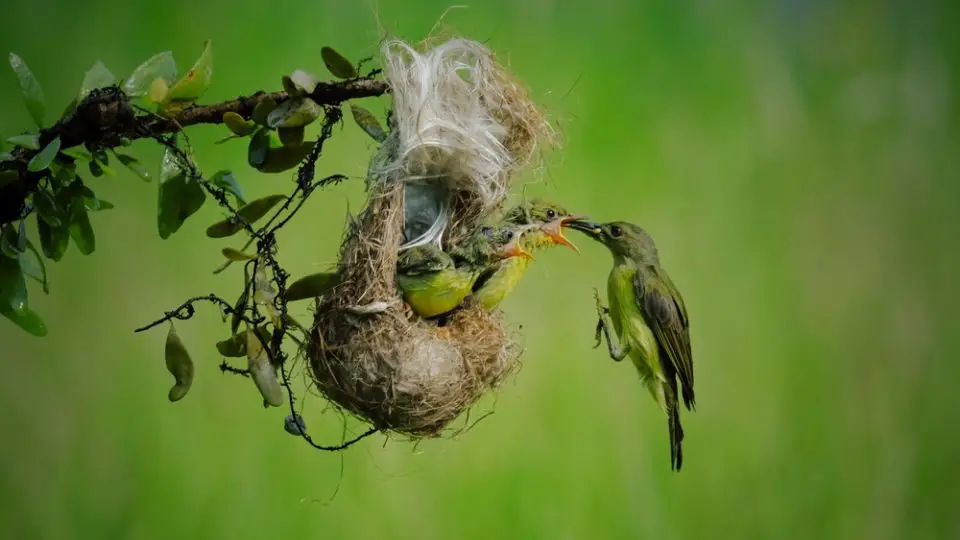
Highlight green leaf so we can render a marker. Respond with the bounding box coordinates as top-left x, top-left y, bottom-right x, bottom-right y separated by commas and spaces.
0, 252, 27, 313
67, 198, 96, 255
251, 96, 278, 126
216, 324, 270, 357
84, 196, 114, 211
283, 272, 340, 301
61, 98, 78, 118
221, 247, 256, 261
222, 111, 256, 137
78, 61, 116, 101
257, 140, 316, 173
163, 40, 213, 106
33, 190, 61, 226
350, 105, 387, 142
321, 46, 357, 79
247, 128, 270, 168
205, 194, 286, 238
122, 51, 177, 97
112, 151, 151, 181
27, 136, 60, 172
147, 78, 169, 104
277, 126, 304, 147
0, 223, 23, 258
0, 152, 14, 163
1, 304, 47, 337
9, 53, 45, 128
36, 213, 69, 262
266, 96, 322, 128
210, 170, 245, 203
63, 147, 93, 161
20, 240, 48, 294
157, 148, 206, 239
164, 322, 194, 402
7, 134, 39, 150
